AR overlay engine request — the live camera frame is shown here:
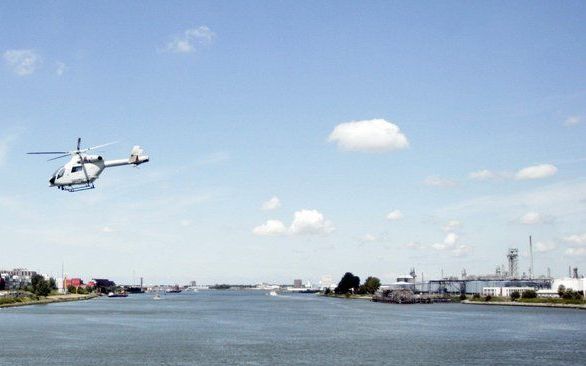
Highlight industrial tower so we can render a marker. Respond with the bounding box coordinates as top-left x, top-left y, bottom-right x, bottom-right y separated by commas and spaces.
507, 248, 519, 279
